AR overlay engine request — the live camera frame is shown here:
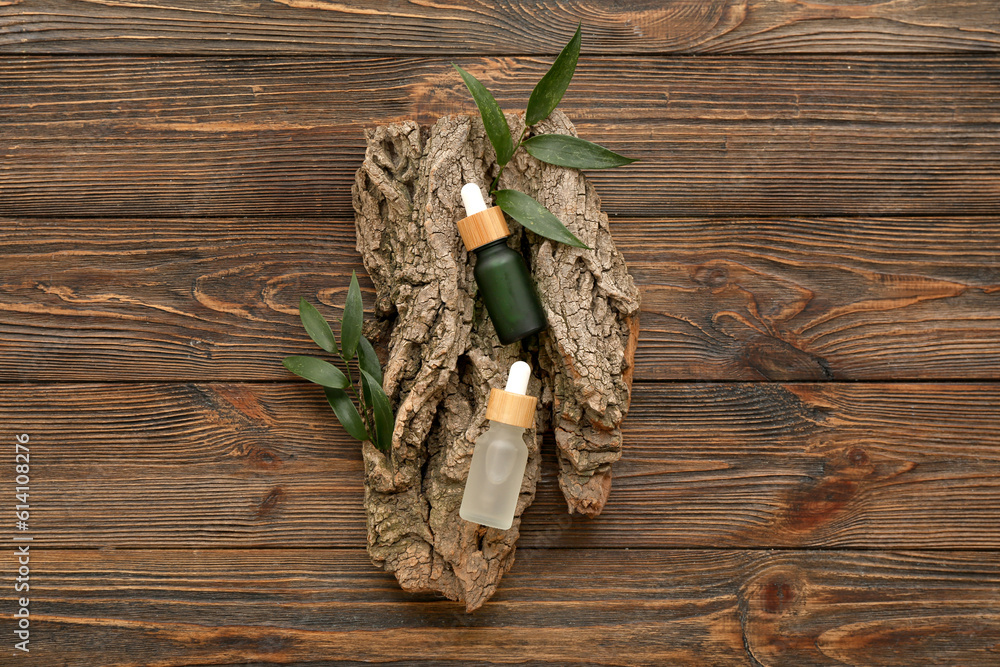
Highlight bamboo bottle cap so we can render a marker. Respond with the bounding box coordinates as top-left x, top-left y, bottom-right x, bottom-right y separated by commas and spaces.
485, 388, 536, 429
485, 361, 536, 429
457, 206, 509, 251
457, 183, 509, 251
